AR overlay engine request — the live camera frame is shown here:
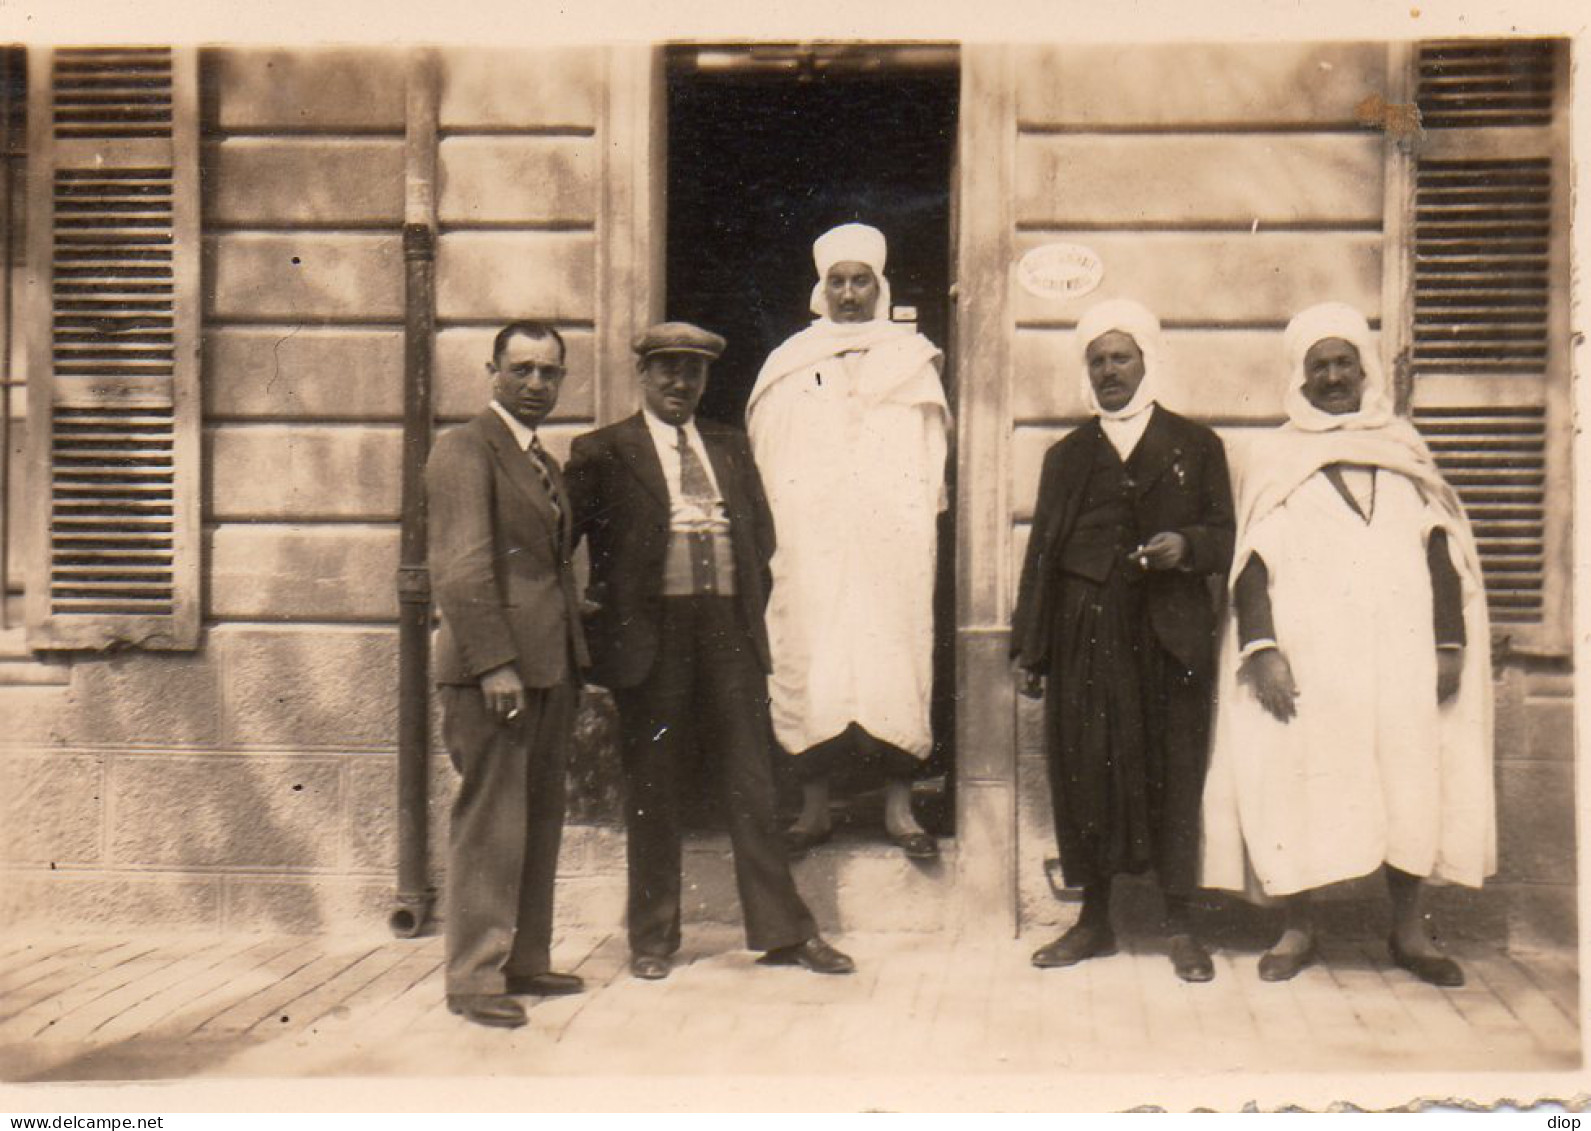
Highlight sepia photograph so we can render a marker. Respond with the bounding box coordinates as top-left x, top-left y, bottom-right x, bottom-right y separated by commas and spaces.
0, 0, 1584, 1114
